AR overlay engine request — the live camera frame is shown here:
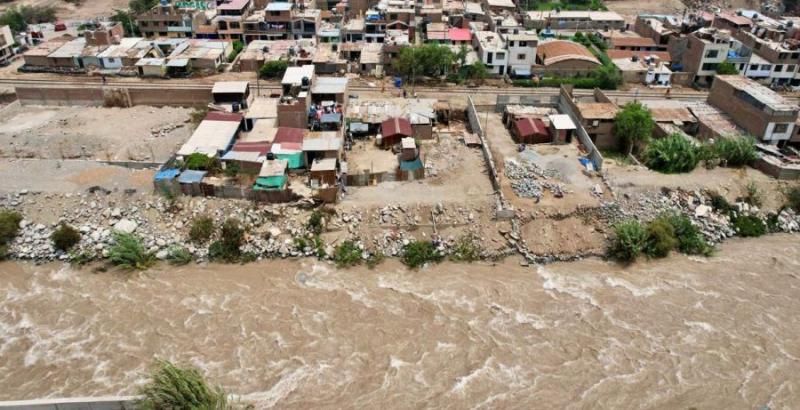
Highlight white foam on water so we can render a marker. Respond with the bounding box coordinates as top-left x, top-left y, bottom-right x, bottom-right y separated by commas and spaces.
603, 277, 660, 297
536, 265, 600, 308
684, 320, 716, 332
